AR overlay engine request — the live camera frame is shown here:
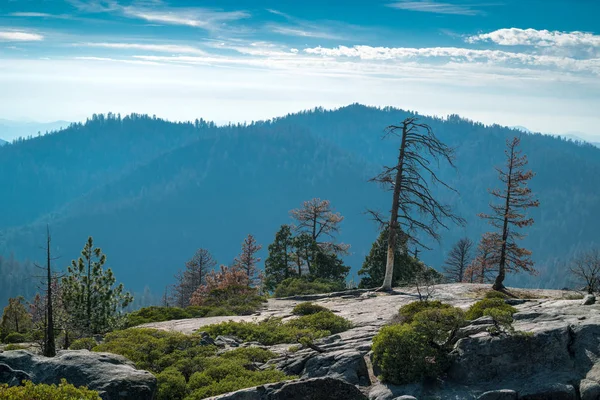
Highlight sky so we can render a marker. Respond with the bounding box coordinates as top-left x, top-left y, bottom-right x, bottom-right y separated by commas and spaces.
0, 0, 599, 140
